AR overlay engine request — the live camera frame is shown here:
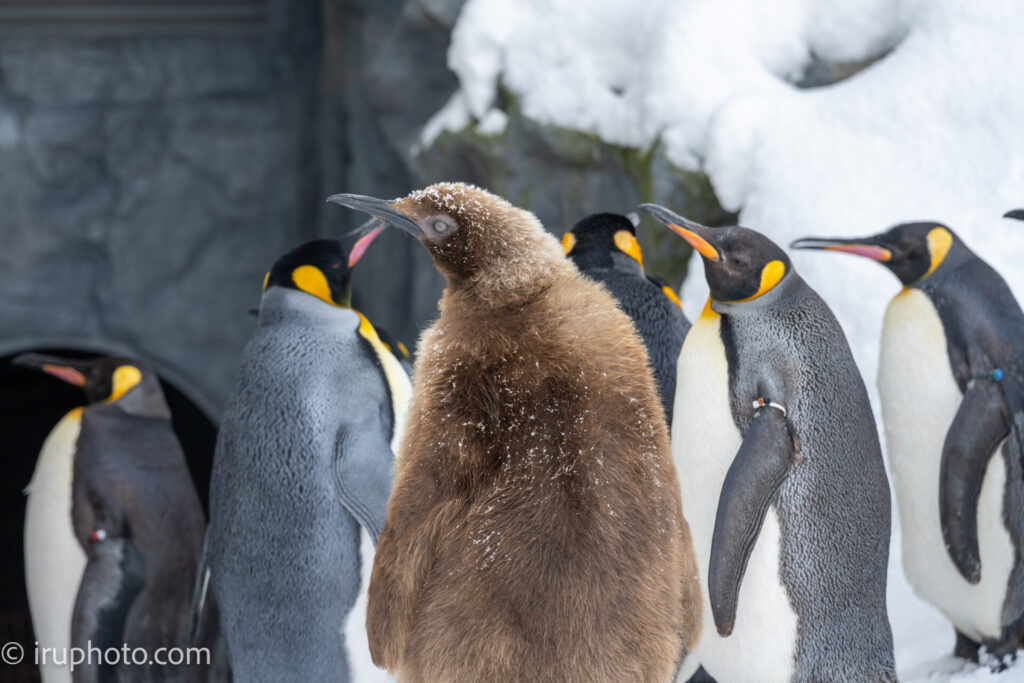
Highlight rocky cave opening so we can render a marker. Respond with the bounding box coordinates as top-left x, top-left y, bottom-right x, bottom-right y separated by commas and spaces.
0, 349, 217, 682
